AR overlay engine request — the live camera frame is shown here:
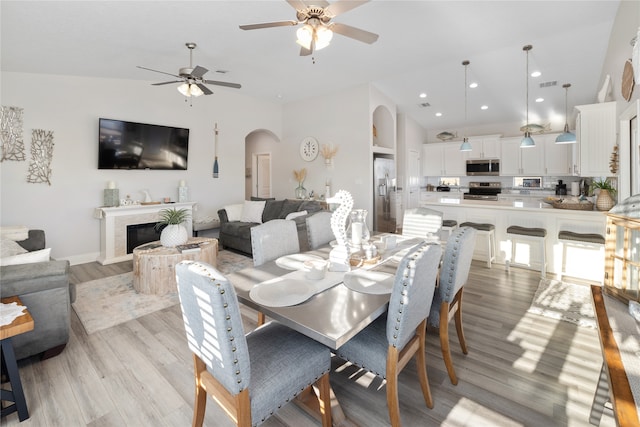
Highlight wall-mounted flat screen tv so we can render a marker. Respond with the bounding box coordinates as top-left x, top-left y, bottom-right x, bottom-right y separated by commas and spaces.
98, 118, 189, 170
